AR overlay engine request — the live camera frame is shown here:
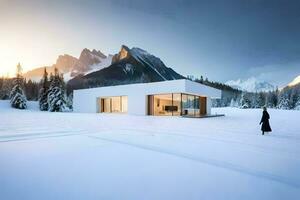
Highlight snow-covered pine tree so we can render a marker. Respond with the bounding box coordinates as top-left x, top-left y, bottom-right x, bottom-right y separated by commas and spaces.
257, 92, 266, 108
211, 98, 221, 107
0, 78, 13, 99
277, 93, 290, 109
66, 92, 73, 111
47, 68, 66, 112
289, 89, 299, 109
9, 63, 27, 109
38, 68, 49, 111
230, 98, 235, 107
266, 90, 278, 108
229, 98, 239, 107
295, 97, 300, 110
240, 92, 251, 109
239, 93, 245, 108
251, 93, 259, 108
